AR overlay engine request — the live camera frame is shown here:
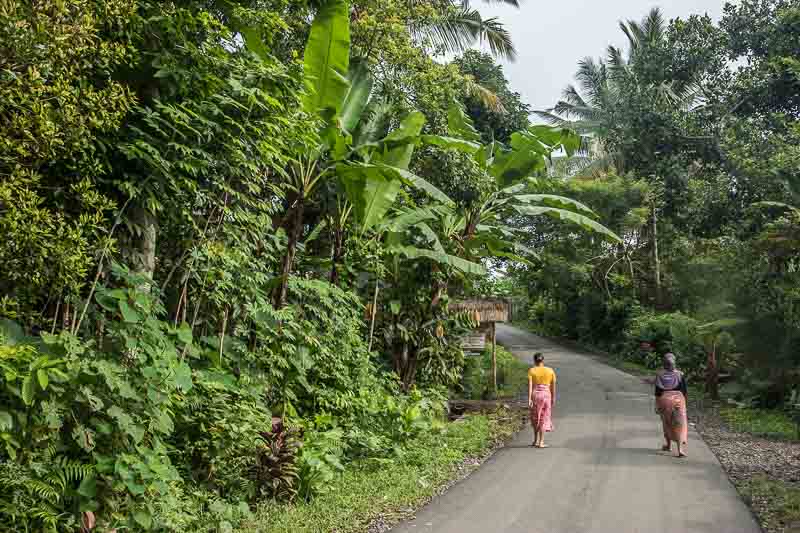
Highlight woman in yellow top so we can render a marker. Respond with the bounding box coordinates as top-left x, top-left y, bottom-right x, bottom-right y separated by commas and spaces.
528, 352, 556, 448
